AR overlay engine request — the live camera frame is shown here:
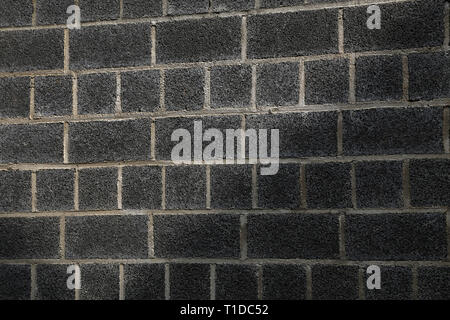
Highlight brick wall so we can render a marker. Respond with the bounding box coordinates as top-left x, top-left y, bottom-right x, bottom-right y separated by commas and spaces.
0, 0, 449, 300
